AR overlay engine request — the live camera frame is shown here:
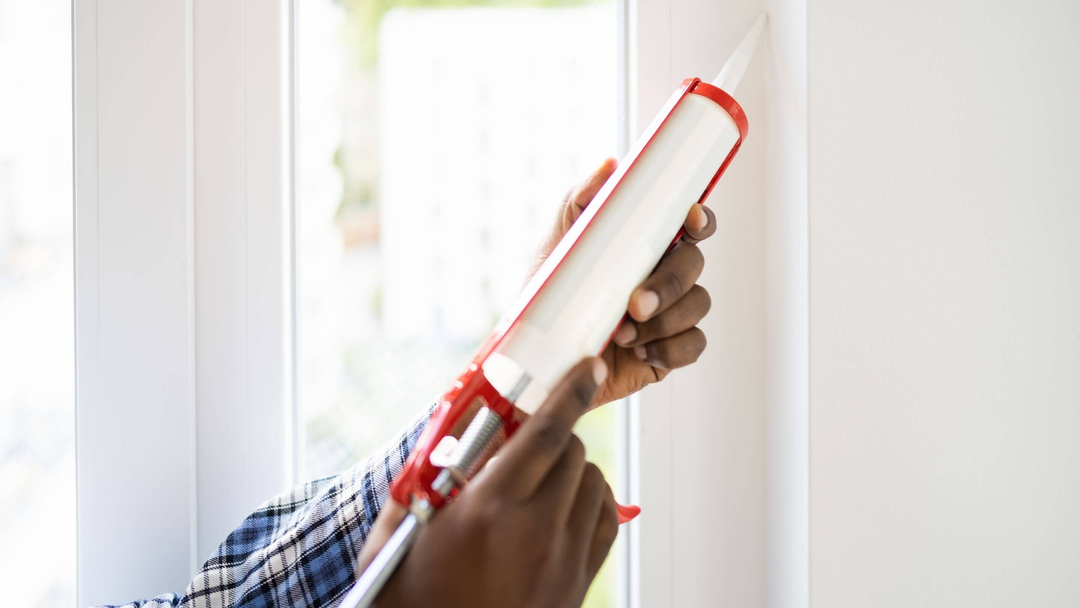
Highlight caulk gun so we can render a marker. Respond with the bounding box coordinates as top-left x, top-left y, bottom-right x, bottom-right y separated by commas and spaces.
339, 13, 767, 607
